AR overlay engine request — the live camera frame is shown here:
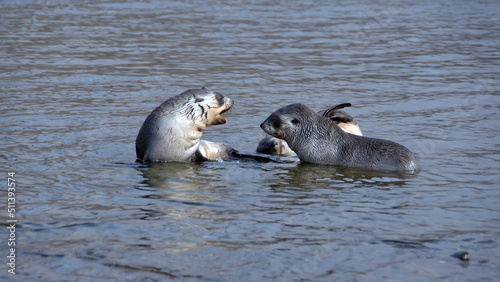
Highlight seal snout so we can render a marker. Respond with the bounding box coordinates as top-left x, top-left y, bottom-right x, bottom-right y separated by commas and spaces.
260, 118, 279, 138
260, 120, 271, 134
217, 97, 233, 124
221, 96, 234, 113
